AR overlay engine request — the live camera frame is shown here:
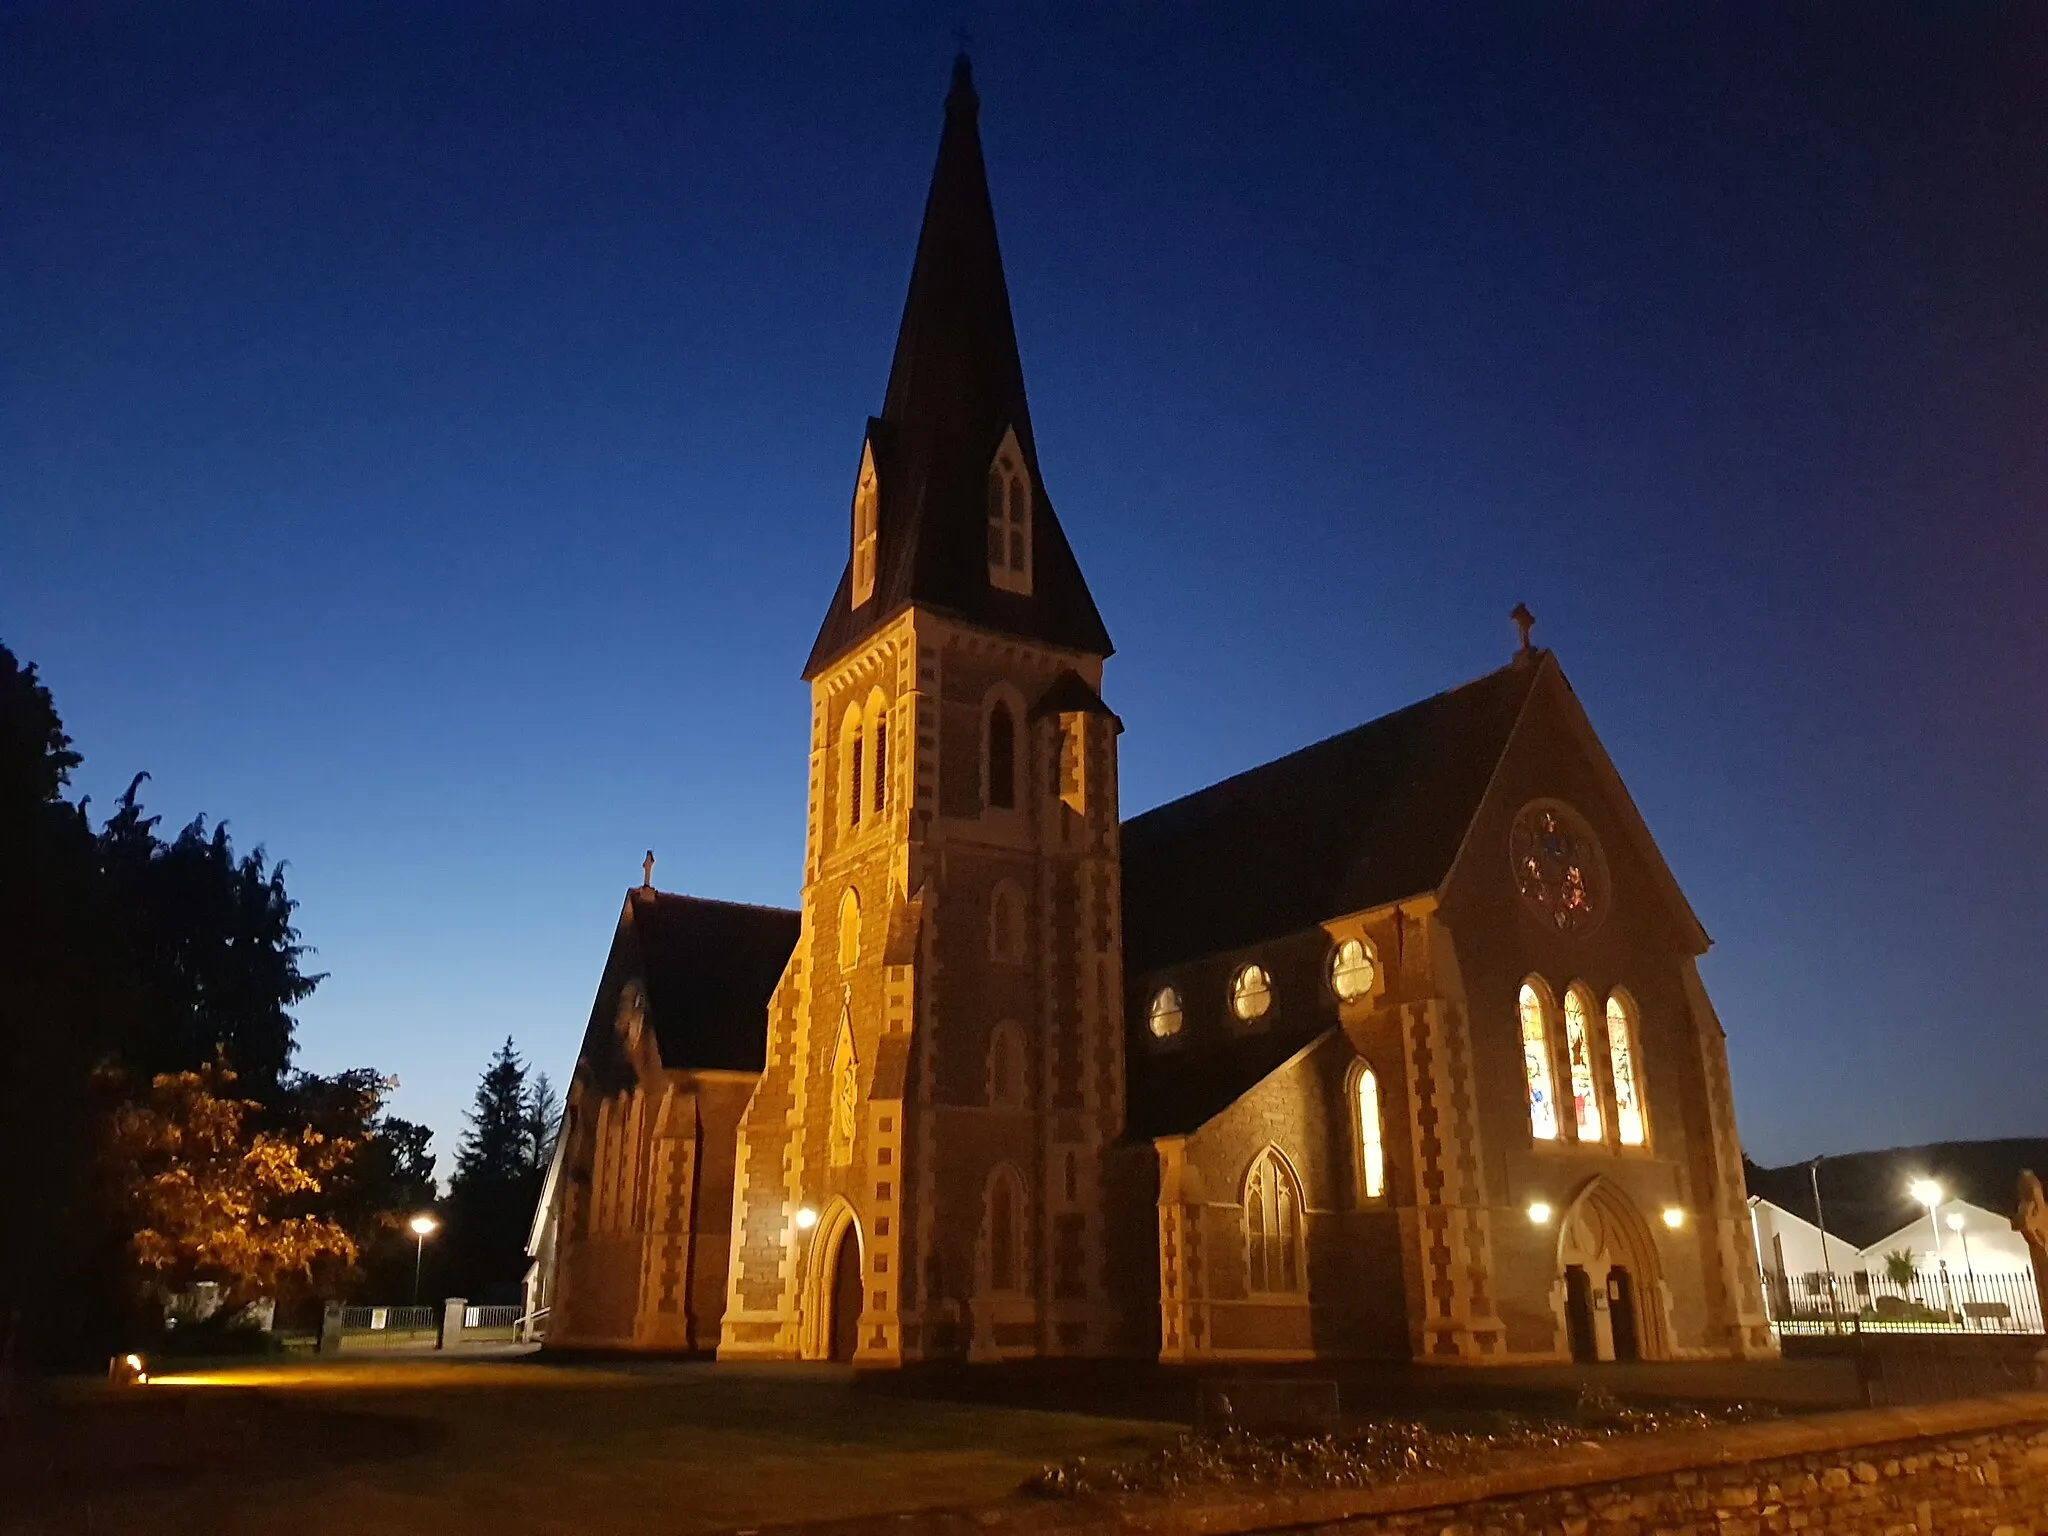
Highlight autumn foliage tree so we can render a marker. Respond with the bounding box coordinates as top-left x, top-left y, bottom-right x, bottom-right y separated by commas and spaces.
106, 1062, 359, 1311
